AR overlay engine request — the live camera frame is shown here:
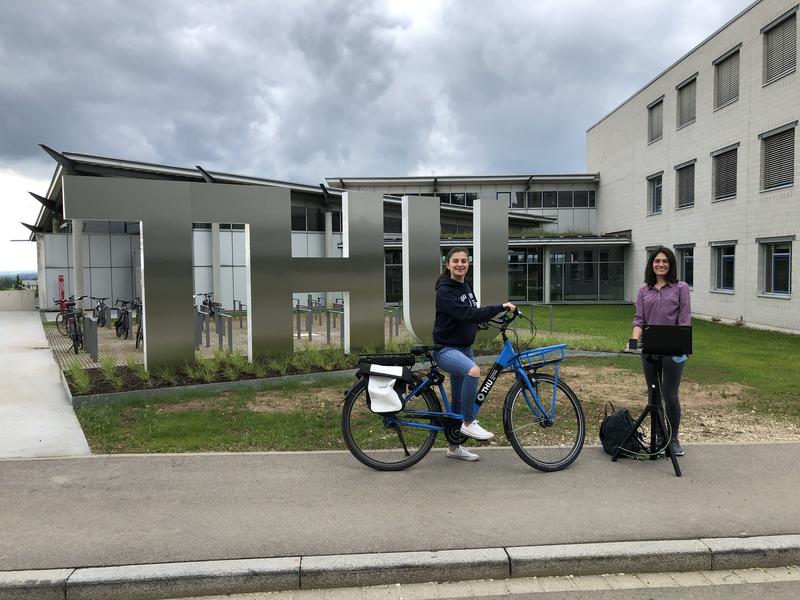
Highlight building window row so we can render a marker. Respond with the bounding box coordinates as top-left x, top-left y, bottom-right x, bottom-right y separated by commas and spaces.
500, 190, 596, 209
647, 122, 796, 213
647, 7, 796, 143
674, 239, 793, 296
